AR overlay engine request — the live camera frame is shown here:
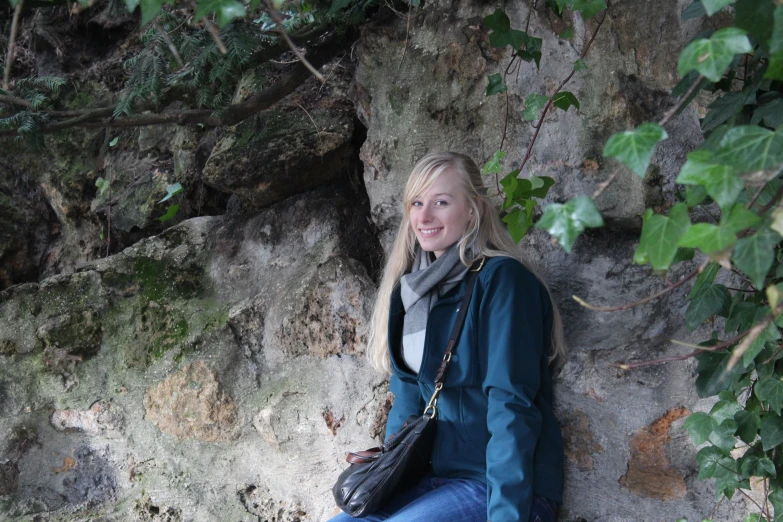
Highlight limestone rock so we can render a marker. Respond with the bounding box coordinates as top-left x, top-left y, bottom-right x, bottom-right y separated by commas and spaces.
238, 484, 307, 521
143, 360, 239, 442
50, 400, 123, 435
